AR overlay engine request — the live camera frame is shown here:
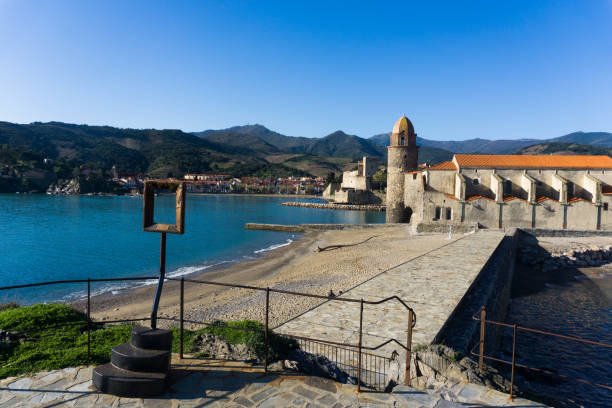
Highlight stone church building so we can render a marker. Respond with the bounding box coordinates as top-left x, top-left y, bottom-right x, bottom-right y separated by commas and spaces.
386, 116, 612, 230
